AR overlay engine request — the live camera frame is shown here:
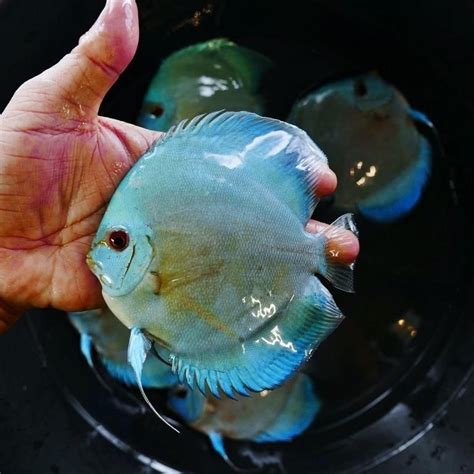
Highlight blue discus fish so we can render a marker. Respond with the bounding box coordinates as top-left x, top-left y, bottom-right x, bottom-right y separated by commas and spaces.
169, 373, 319, 464
87, 111, 357, 412
137, 38, 272, 131
68, 309, 176, 389
288, 73, 433, 222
